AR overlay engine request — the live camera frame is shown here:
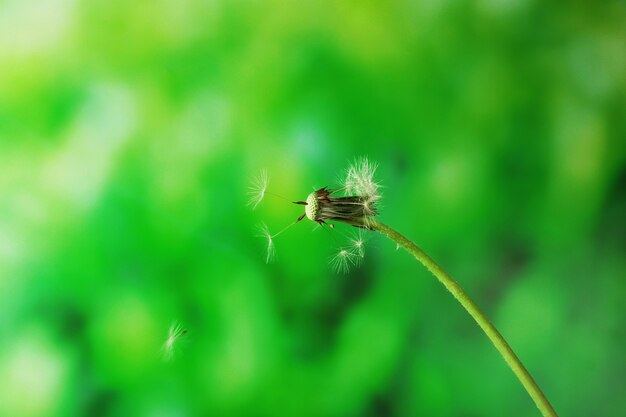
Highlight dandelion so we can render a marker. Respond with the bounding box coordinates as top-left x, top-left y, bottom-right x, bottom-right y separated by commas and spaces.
247, 158, 558, 416
300, 157, 381, 229
248, 169, 269, 209
161, 321, 188, 362
249, 157, 381, 266
302, 186, 379, 229
330, 248, 358, 273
